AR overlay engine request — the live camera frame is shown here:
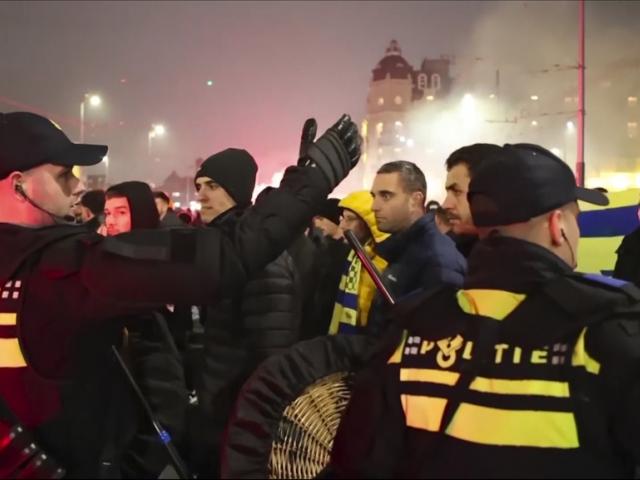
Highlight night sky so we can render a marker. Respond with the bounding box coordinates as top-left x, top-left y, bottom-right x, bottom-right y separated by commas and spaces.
1, 1, 638, 191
